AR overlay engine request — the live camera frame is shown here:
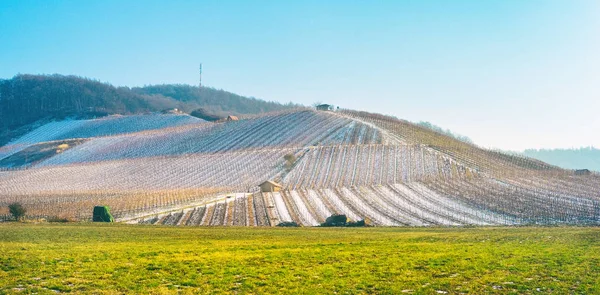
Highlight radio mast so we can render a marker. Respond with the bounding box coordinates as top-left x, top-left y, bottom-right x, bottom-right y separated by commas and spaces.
199, 63, 203, 92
